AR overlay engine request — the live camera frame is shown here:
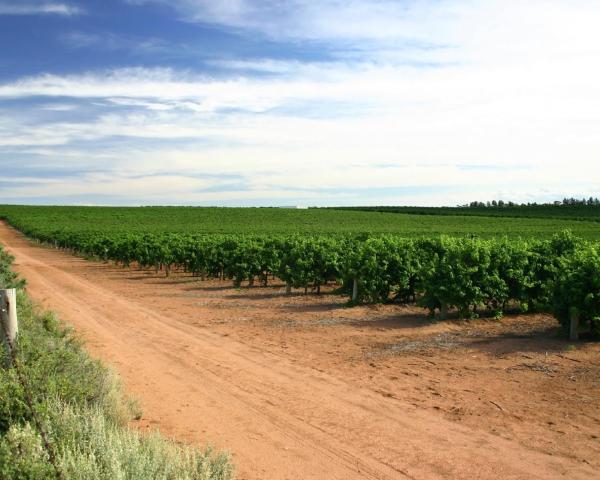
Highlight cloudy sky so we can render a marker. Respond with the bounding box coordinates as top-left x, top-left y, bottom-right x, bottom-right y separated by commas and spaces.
0, 0, 599, 206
